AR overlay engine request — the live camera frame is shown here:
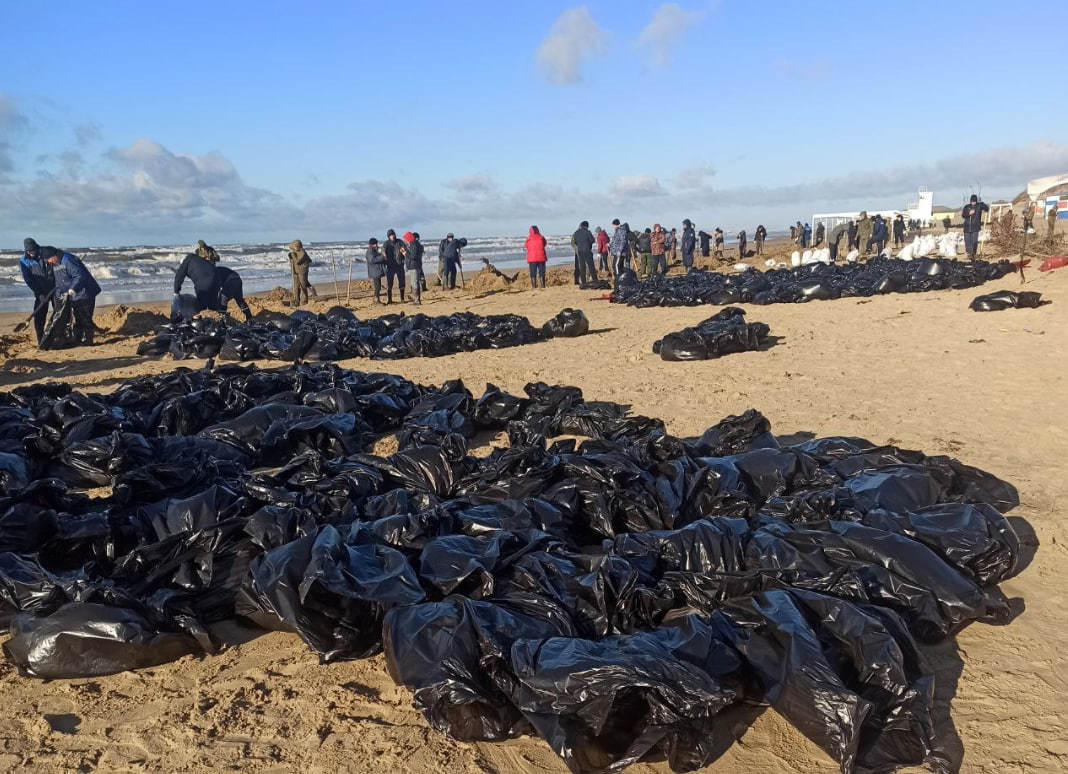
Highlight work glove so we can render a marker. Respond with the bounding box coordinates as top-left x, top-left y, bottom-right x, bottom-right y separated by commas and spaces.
66, 289, 75, 298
